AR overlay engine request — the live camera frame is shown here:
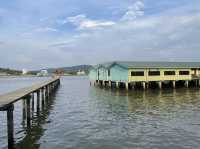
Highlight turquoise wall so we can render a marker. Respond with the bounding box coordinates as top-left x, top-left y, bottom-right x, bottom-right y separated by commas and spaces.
89, 64, 128, 81
88, 68, 97, 80
110, 64, 128, 81
98, 66, 108, 80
